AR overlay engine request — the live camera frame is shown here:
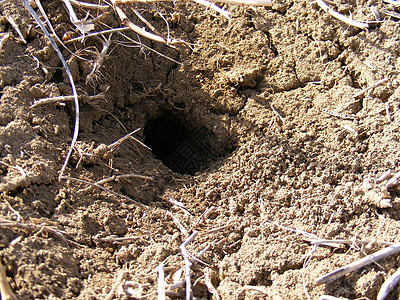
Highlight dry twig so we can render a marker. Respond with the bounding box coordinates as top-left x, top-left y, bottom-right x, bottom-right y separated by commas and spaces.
271, 104, 287, 124
22, 0, 80, 180
319, 296, 349, 300
70, 0, 110, 10
0, 32, 10, 53
96, 235, 141, 242
111, 0, 184, 46
29, 92, 107, 108
189, 206, 215, 231
353, 77, 389, 99
0, 217, 71, 247
65, 26, 129, 43
95, 173, 154, 185
6, 16, 26, 44
105, 270, 126, 300
315, 242, 400, 284
167, 211, 189, 237
63, 176, 147, 207
204, 267, 220, 300
0, 262, 17, 300
167, 198, 192, 216
111, 0, 271, 46
62, 0, 95, 35
316, 0, 369, 29
192, 0, 230, 19
158, 262, 166, 300
86, 35, 112, 84
322, 109, 357, 120
377, 266, 400, 300
181, 231, 198, 300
